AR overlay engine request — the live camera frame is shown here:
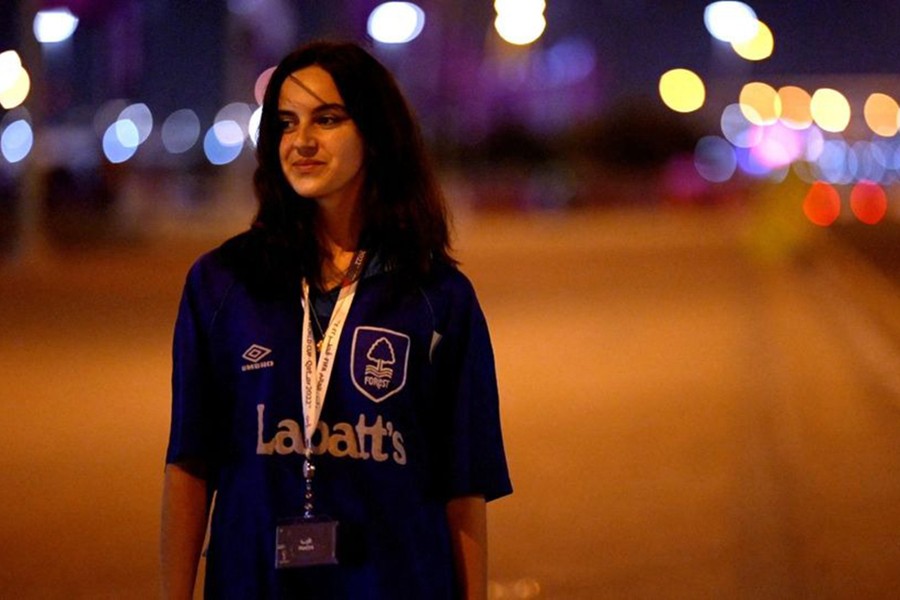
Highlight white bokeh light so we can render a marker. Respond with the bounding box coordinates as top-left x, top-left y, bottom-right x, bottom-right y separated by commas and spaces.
249, 106, 262, 146
368, 2, 426, 44
494, 12, 547, 46
1, 119, 34, 163
103, 120, 139, 163
119, 103, 153, 144
704, 2, 758, 43
33, 8, 80, 44
161, 109, 201, 154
